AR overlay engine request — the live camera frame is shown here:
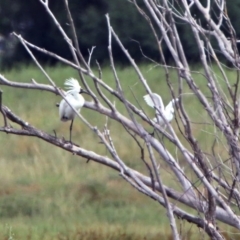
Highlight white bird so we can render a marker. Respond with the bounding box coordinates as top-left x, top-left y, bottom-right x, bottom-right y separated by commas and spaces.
59, 78, 88, 142
143, 93, 178, 127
